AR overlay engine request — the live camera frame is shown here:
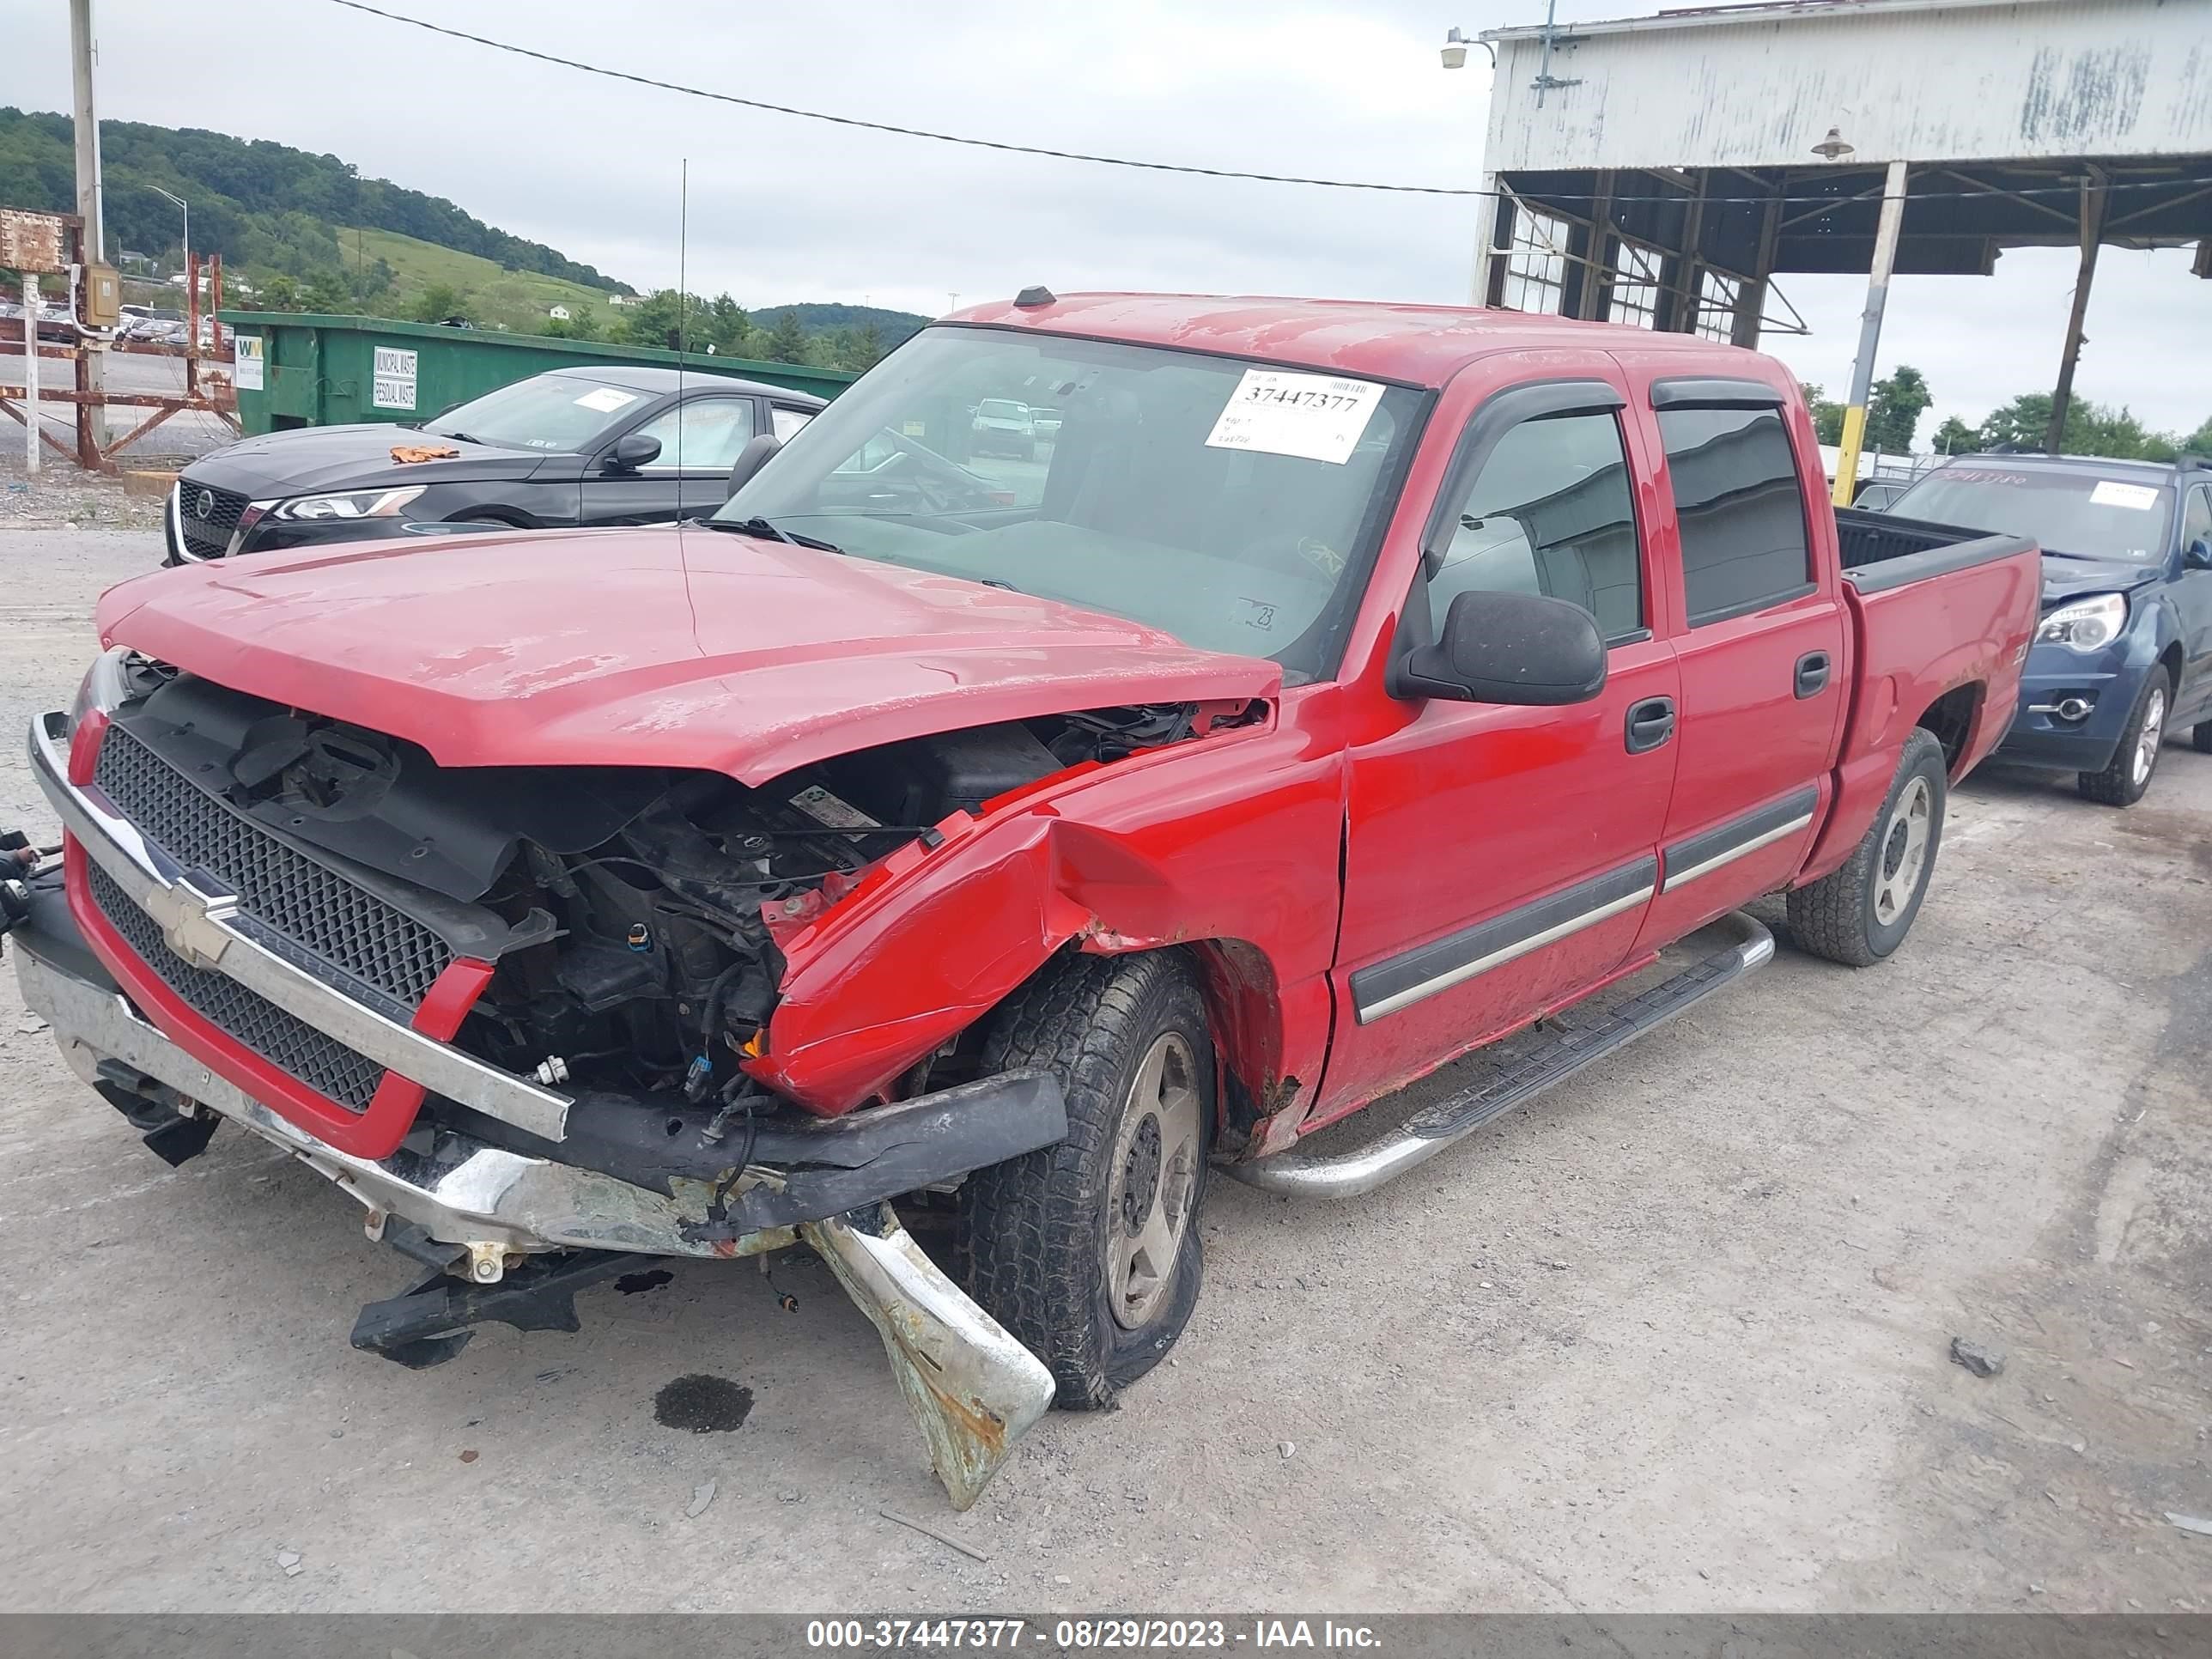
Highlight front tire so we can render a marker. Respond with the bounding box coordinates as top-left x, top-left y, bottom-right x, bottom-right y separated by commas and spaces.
957, 951, 1212, 1410
2190, 718, 2211, 755
2077, 668, 2169, 806
1787, 727, 1948, 967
